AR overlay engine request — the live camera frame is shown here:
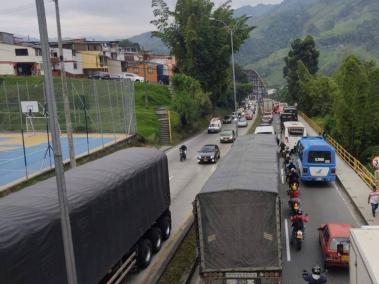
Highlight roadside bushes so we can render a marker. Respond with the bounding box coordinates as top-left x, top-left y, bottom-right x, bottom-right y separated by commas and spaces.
171, 74, 211, 129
